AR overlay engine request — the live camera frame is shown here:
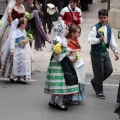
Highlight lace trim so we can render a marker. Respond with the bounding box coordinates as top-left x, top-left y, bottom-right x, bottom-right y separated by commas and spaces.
13, 4, 25, 13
